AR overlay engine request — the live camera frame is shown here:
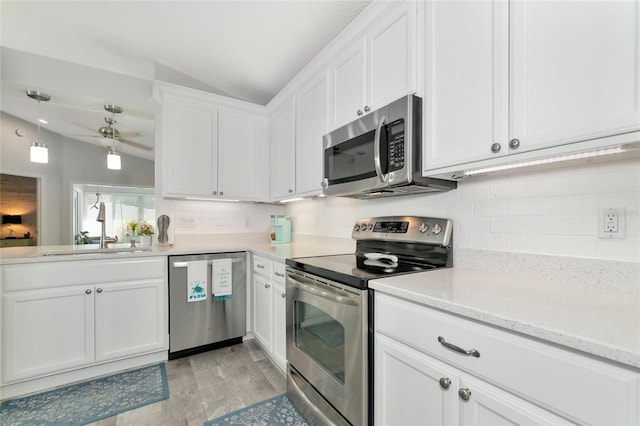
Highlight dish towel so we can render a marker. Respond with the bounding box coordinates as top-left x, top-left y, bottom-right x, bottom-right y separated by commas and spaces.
212, 258, 233, 301
187, 260, 208, 302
